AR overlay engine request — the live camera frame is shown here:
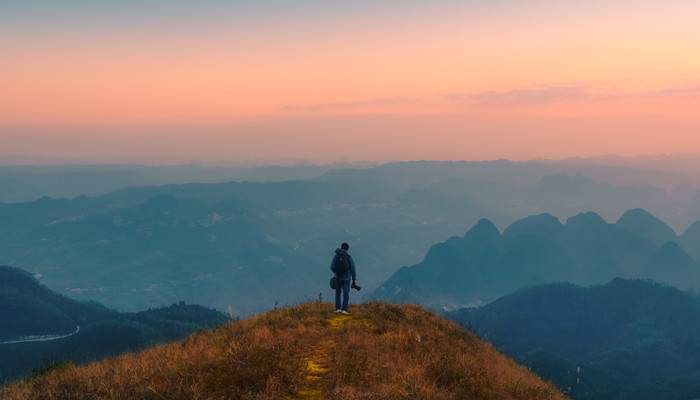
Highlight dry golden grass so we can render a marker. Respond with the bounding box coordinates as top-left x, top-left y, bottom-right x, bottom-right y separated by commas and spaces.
1, 302, 568, 400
